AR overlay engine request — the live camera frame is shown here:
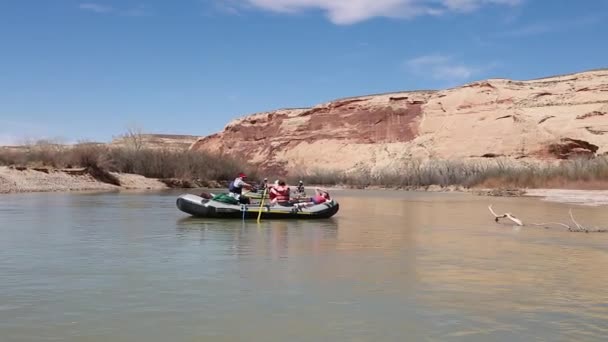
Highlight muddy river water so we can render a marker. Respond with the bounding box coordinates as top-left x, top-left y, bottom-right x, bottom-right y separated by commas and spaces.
1, 189, 607, 341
